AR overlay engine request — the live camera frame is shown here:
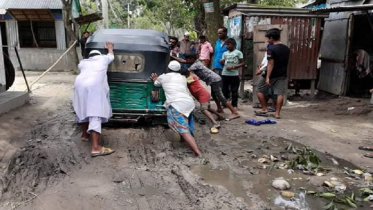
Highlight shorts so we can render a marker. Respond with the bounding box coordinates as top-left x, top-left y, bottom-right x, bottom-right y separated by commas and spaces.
167, 106, 194, 135
257, 76, 286, 95
201, 60, 210, 67
213, 69, 222, 76
200, 102, 210, 111
210, 81, 228, 104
